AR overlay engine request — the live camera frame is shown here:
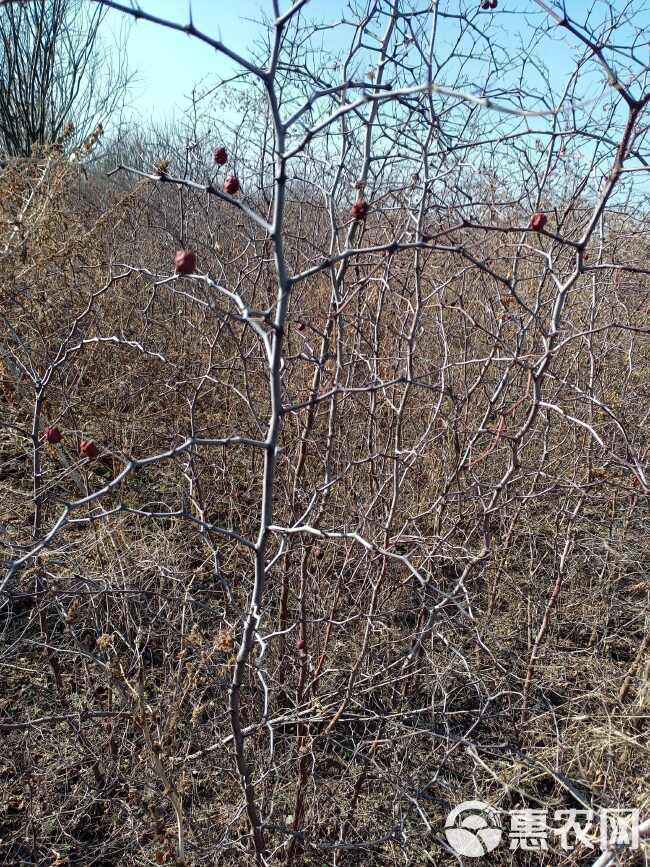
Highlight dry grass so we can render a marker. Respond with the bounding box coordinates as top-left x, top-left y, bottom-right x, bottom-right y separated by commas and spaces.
0, 154, 649, 866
